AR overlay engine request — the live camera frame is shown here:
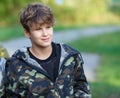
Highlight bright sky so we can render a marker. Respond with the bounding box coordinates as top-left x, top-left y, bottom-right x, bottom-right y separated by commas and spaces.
55, 0, 64, 4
